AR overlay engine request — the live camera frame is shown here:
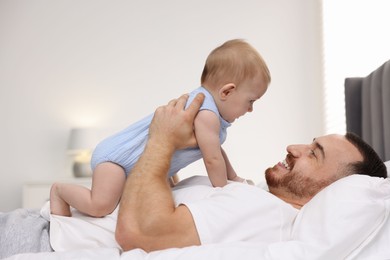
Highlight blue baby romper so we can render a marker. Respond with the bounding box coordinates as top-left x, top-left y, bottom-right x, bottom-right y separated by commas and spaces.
91, 87, 231, 176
